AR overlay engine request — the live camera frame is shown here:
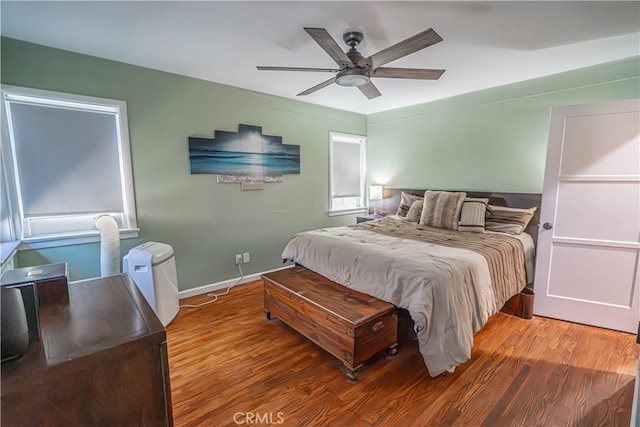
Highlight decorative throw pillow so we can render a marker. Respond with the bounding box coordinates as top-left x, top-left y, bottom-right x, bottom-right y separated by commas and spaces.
485, 205, 537, 235
405, 200, 424, 223
458, 198, 489, 233
395, 192, 423, 217
419, 190, 467, 230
